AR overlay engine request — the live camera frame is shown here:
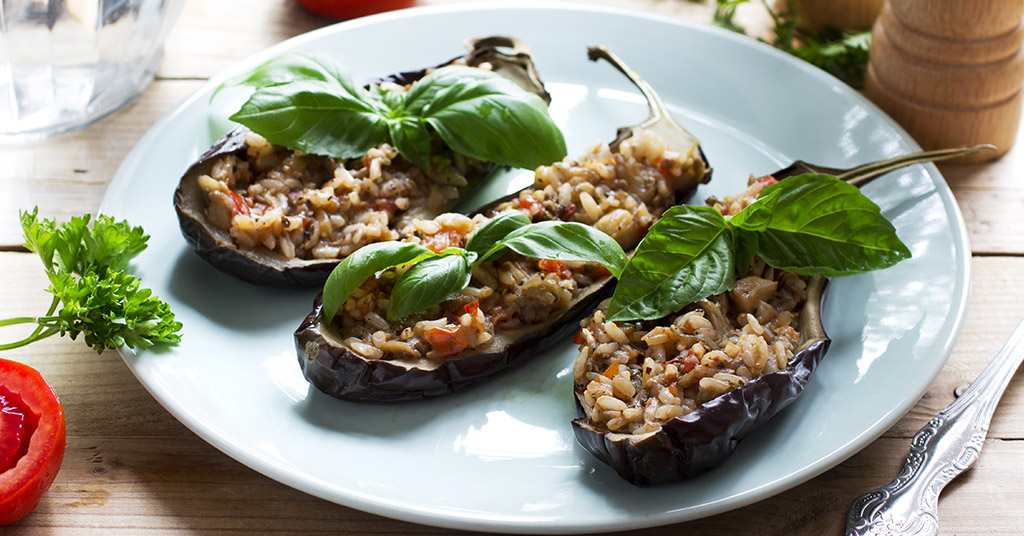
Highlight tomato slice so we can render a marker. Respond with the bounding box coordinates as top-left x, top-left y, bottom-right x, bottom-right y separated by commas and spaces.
294, 0, 414, 20
0, 359, 66, 526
